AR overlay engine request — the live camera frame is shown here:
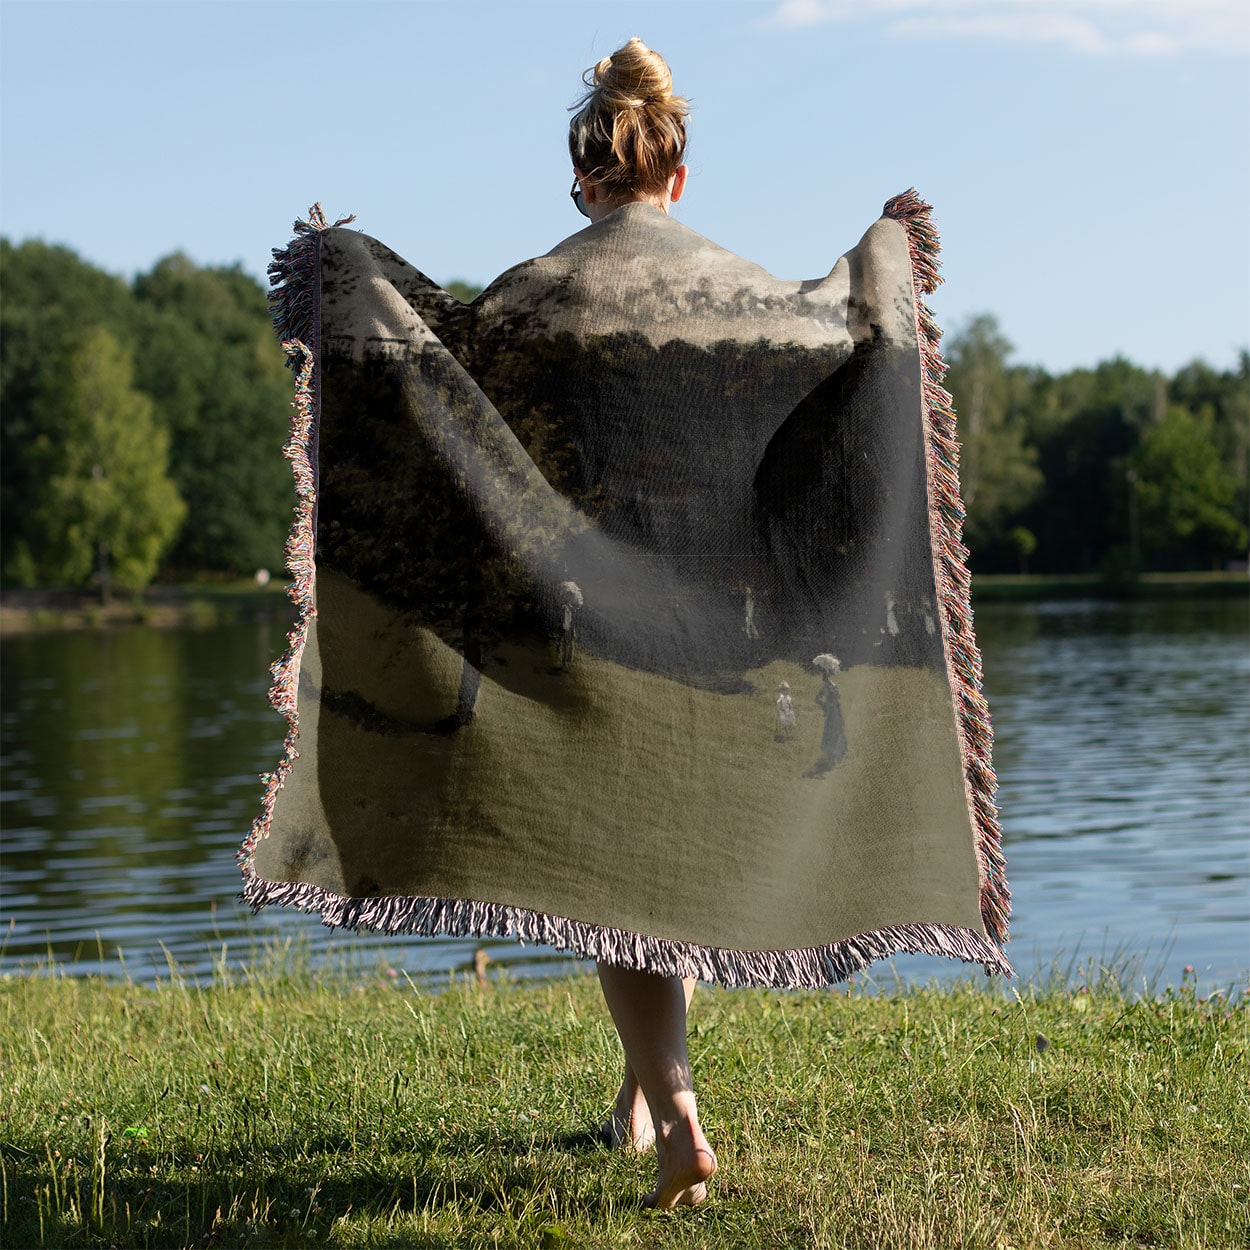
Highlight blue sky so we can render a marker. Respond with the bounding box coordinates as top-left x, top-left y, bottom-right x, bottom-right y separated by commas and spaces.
2, 0, 1246, 375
